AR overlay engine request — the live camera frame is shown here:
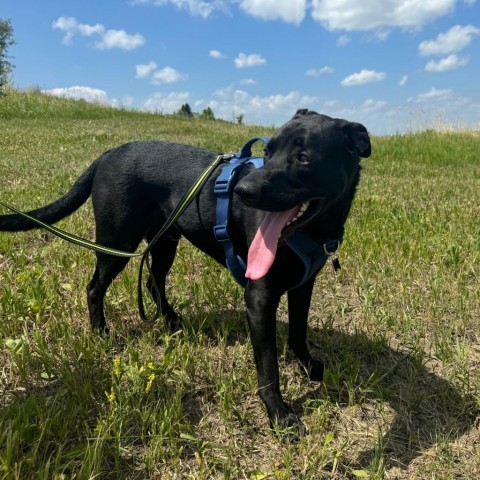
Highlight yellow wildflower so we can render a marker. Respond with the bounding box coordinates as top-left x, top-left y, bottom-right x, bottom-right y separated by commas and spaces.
106, 387, 116, 404
113, 357, 121, 379
145, 373, 156, 393
94, 419, 104, 434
